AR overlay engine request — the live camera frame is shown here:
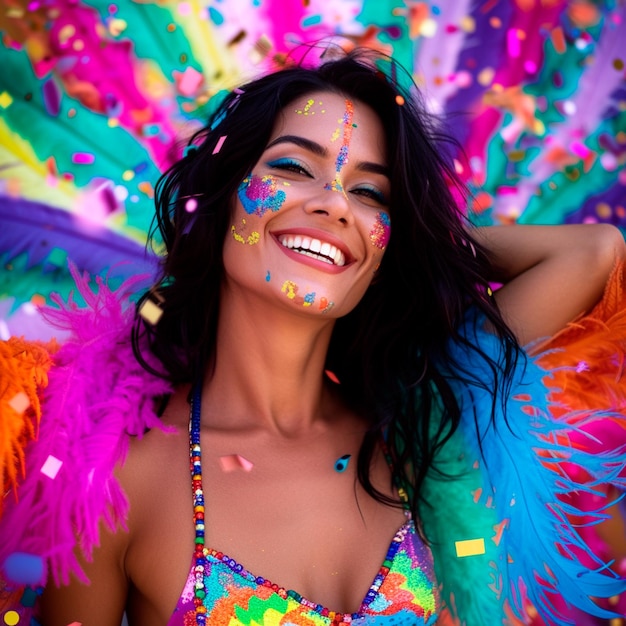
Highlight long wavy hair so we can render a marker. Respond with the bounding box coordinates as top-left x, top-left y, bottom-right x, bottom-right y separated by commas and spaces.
132, 48, 521, 524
